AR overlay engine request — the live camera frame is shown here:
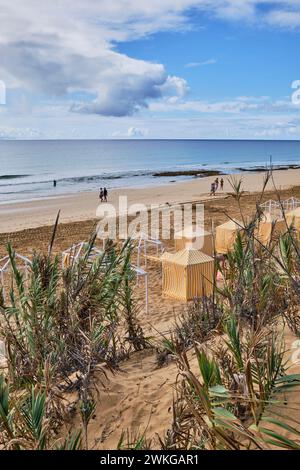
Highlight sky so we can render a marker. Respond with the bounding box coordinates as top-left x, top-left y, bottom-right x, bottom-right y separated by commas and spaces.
0, 0, 300, 140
